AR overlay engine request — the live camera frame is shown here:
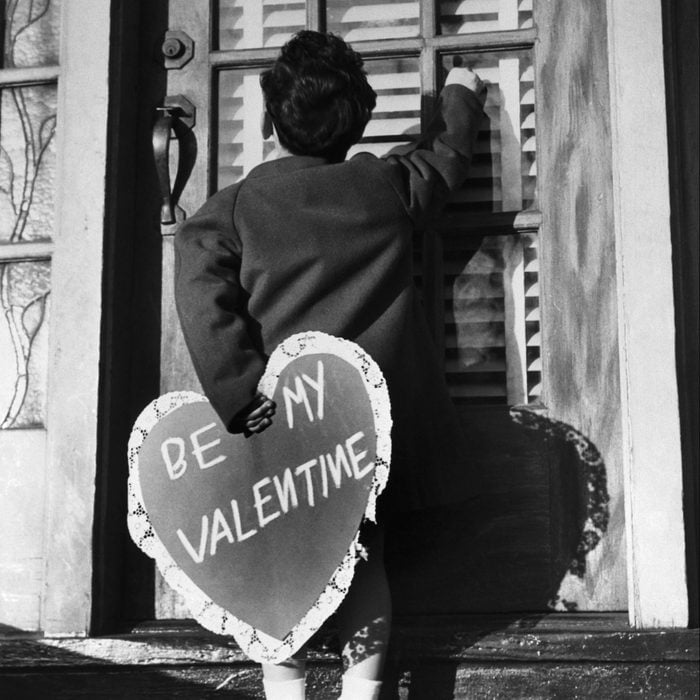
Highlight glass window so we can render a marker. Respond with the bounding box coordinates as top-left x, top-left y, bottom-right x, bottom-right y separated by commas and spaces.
217, 0, 306, 50
0, 85, 57, 243
0, 260, 50, 428
1, 0, 62, 69
439, 0, 533, 36
217, 68, 277, 188
444, 233, 540, 404
211, 1, 540, 407
348, 56, 421, 158
441, 51, 536, 213
327, 0, 420, 42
